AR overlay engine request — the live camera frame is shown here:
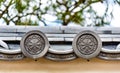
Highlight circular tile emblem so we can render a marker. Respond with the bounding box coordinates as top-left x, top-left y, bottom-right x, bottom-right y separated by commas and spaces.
72, 30, 102, 59
20, 30, 49, 59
